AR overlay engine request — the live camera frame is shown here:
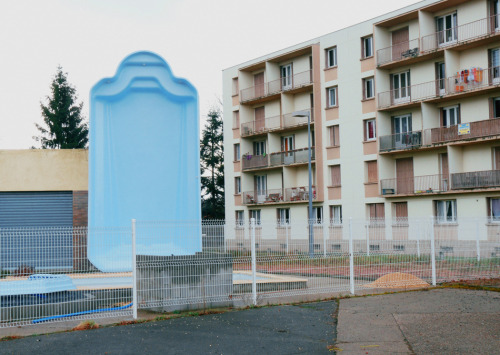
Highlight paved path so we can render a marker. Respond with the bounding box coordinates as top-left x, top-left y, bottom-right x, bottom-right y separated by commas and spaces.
0, 302, 337, 354
336, 288, 500, 354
